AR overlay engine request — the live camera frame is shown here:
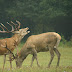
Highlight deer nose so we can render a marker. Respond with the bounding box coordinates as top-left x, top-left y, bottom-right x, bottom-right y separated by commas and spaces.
25, 27, 29, 30
27, 31, 30, 33
26, 27, 29, 29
